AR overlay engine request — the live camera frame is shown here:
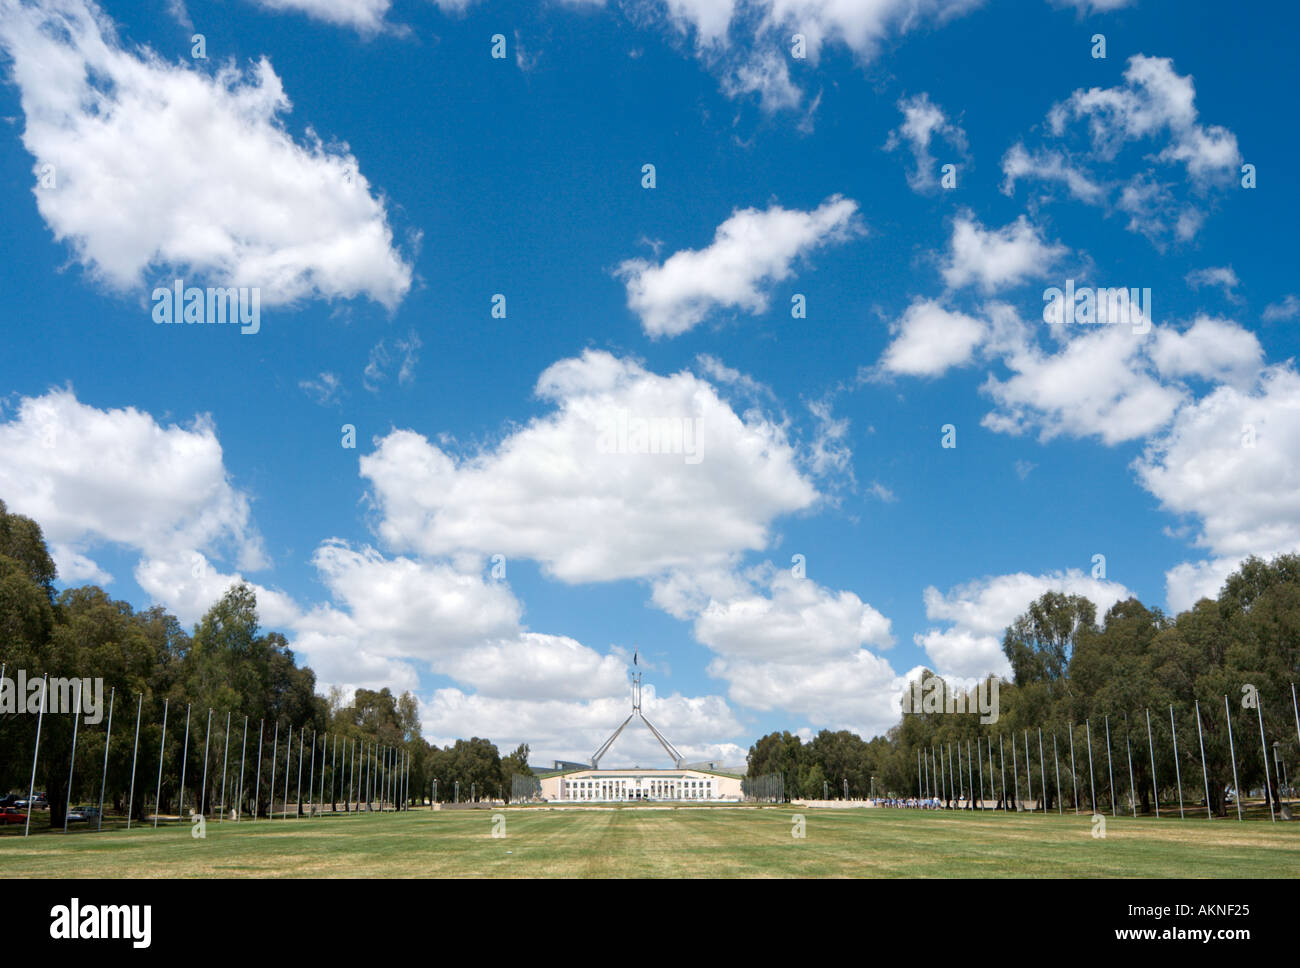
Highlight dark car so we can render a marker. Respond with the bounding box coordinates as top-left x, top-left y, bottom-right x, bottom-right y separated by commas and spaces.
0, 795, 21, 808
